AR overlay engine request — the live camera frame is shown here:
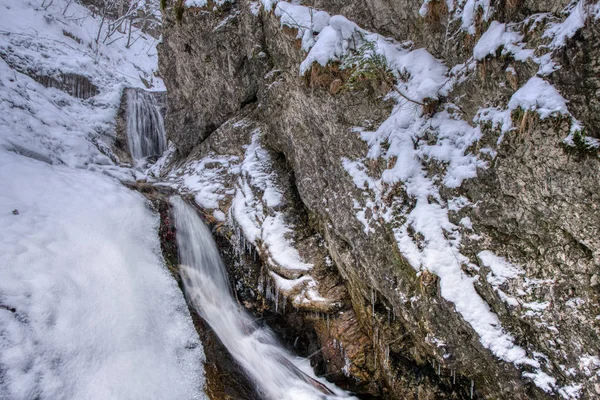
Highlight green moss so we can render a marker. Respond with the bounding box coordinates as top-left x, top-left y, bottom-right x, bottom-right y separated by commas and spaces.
160, 0, 167, 10
341, 41, 395, 92
174, 1, 185, 22
565, 128, 600, 156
